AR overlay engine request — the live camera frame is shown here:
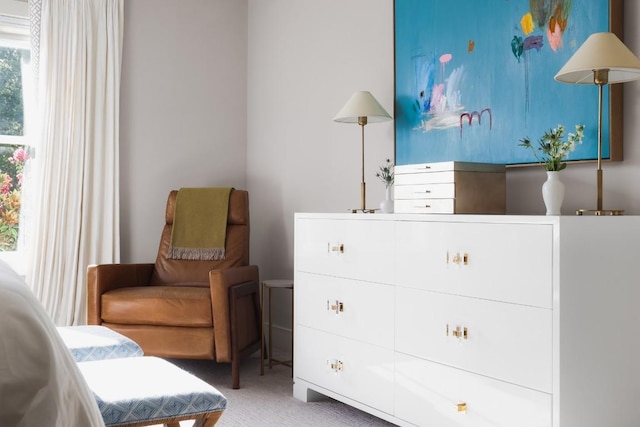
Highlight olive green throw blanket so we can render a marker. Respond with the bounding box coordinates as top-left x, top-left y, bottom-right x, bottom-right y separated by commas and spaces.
169, 187, 233, 260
